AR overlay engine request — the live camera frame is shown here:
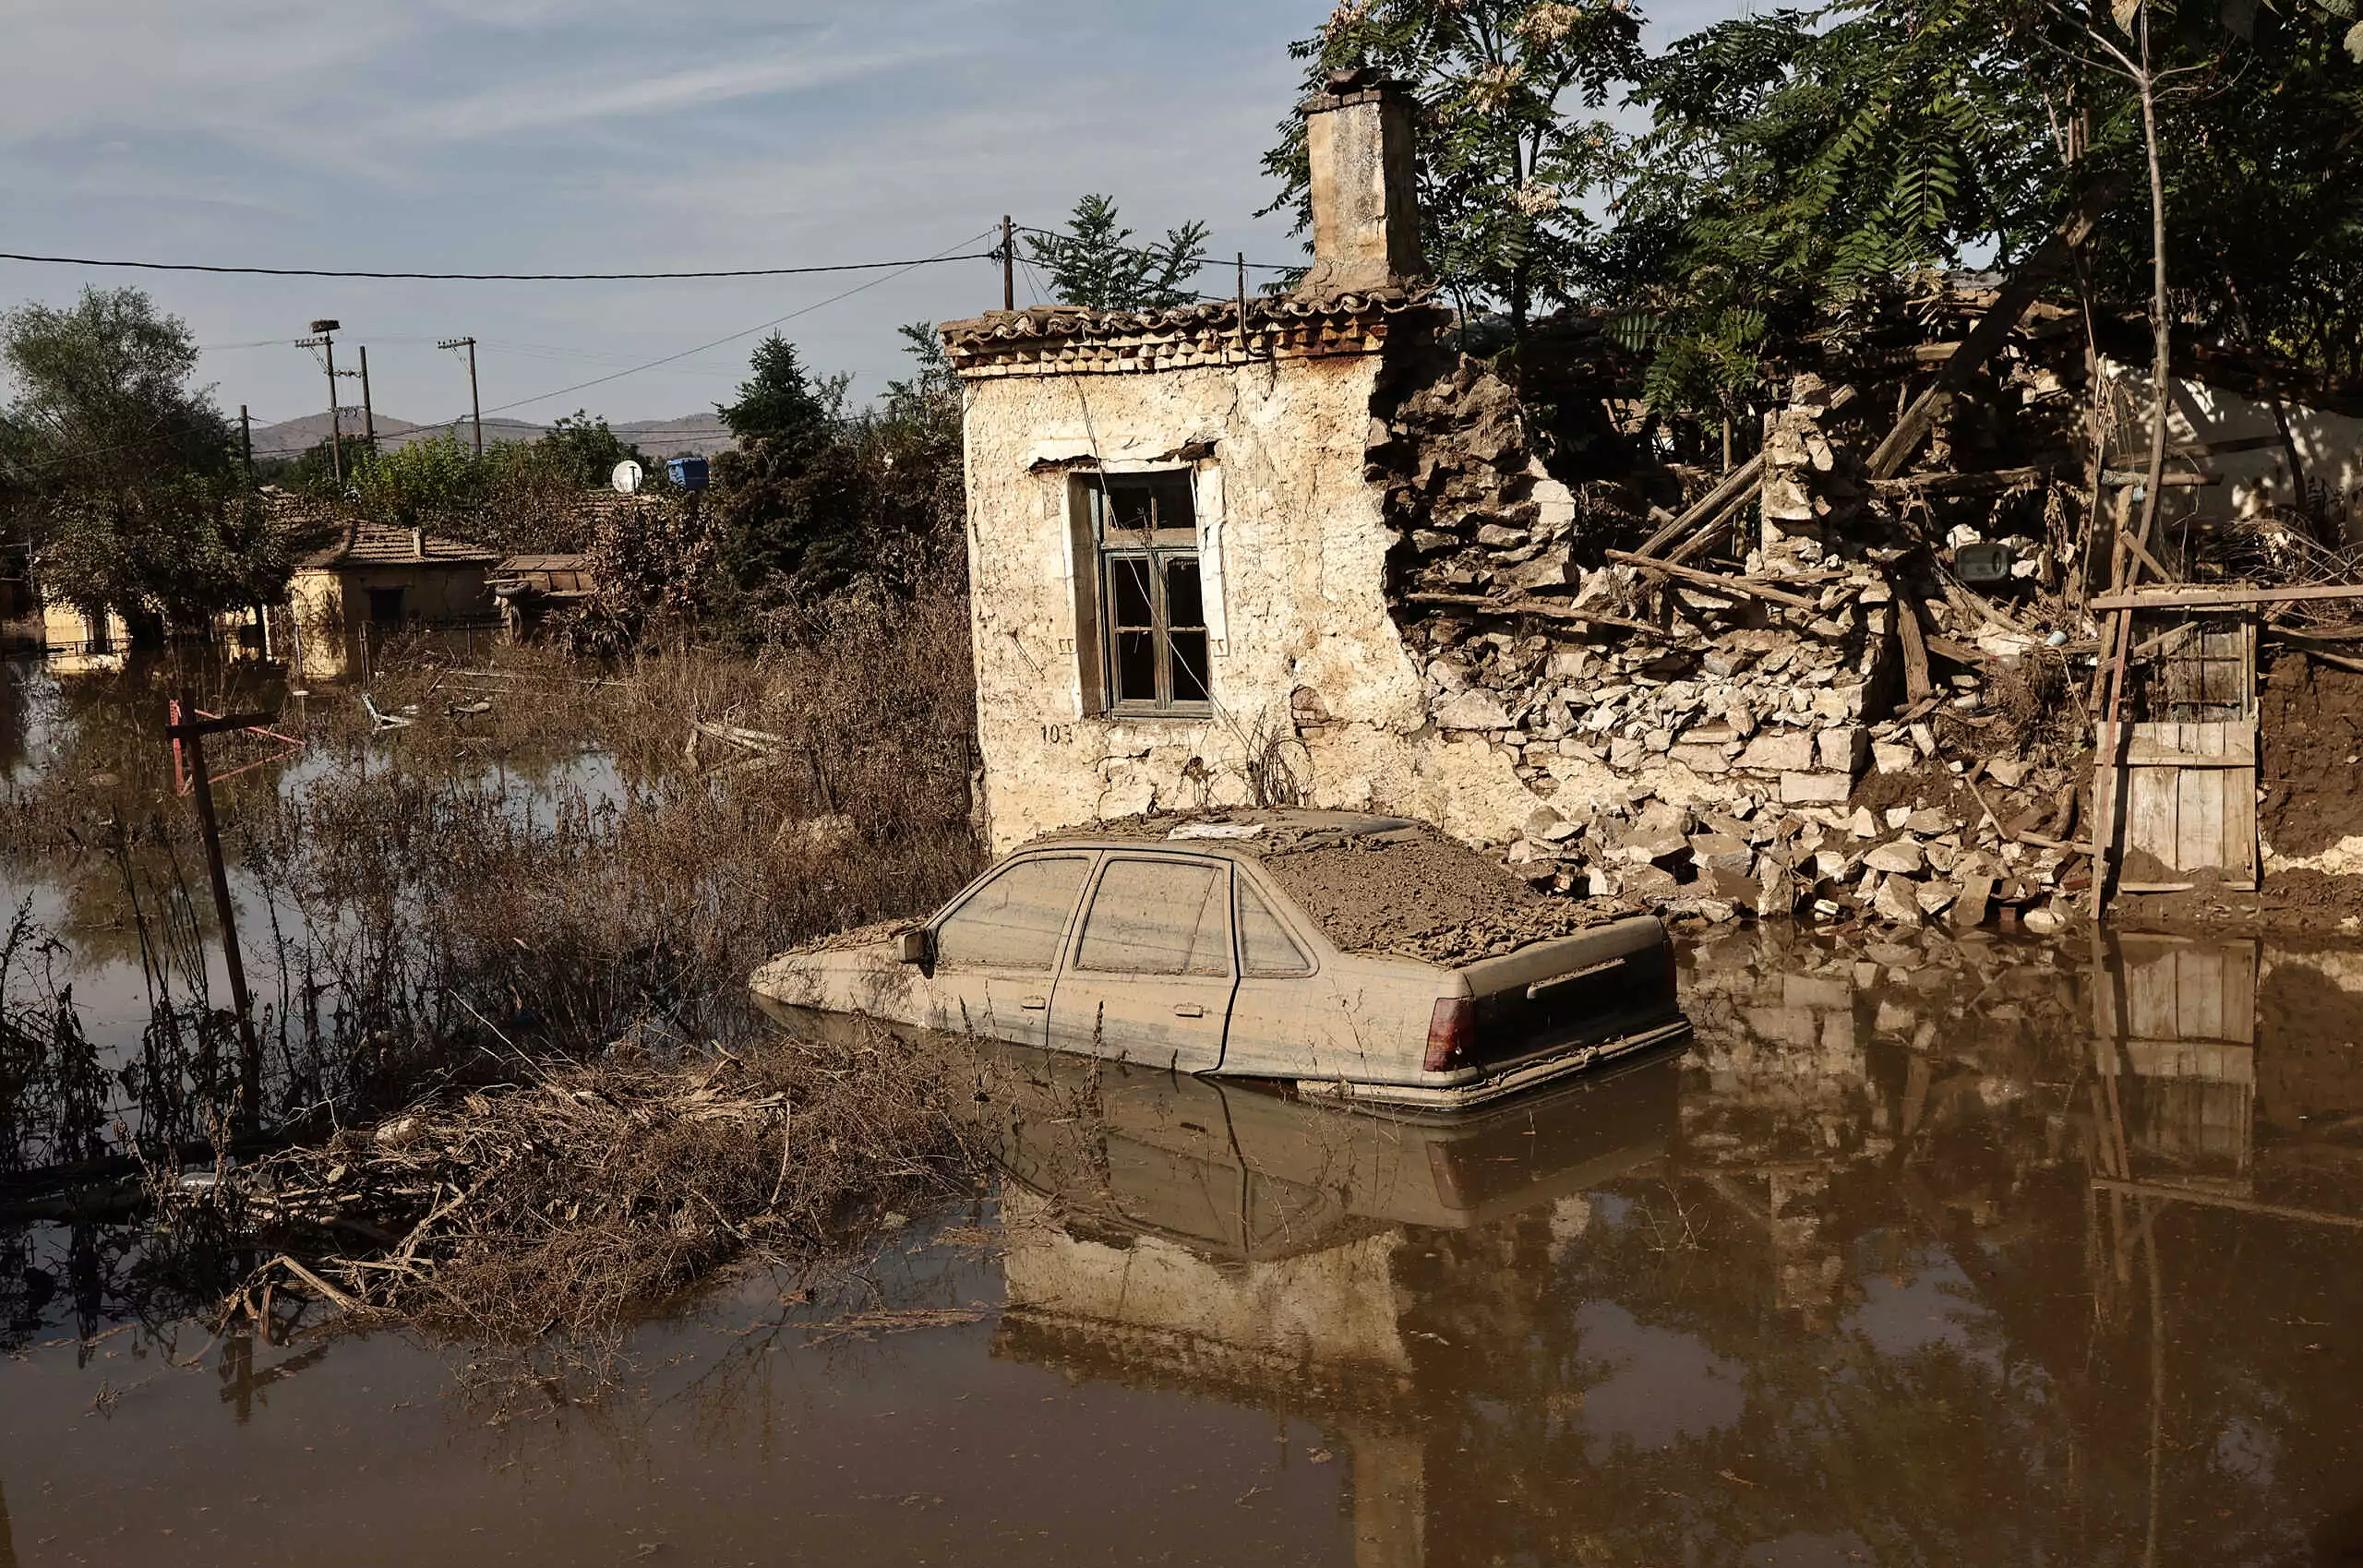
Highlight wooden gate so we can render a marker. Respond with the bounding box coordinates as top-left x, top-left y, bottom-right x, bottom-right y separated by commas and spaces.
2093, 618, 2261, 892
